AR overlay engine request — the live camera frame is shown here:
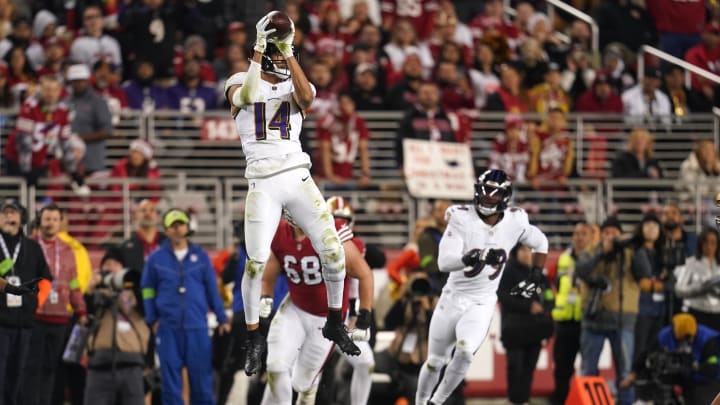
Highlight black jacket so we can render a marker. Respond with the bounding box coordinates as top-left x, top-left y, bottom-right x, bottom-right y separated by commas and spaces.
0, 231, 52, 328
118, 231, 166, 273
